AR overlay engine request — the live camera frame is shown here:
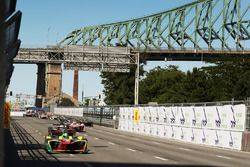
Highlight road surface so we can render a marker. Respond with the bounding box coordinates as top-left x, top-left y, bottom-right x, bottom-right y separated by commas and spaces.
5, 117, 250, 167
